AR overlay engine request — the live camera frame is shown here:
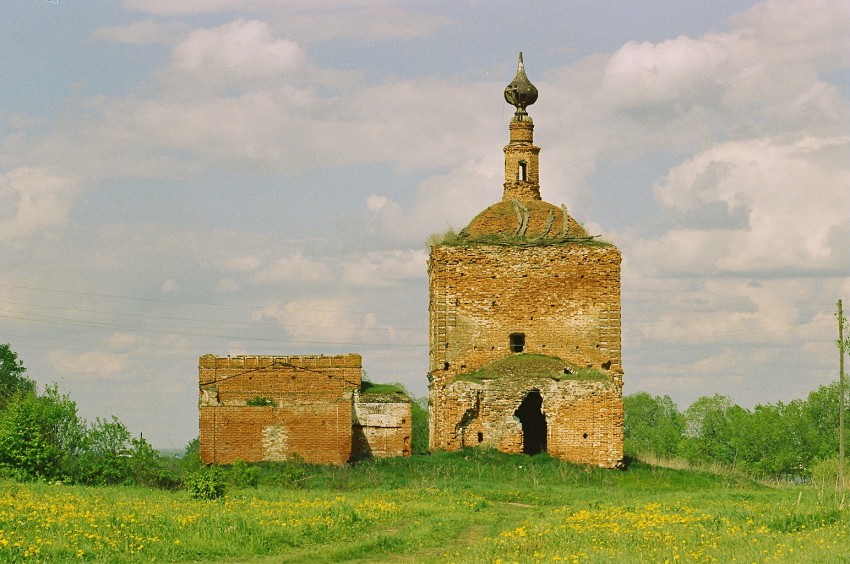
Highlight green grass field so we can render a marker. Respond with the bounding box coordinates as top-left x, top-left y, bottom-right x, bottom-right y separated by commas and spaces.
1, 450, 847, 563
